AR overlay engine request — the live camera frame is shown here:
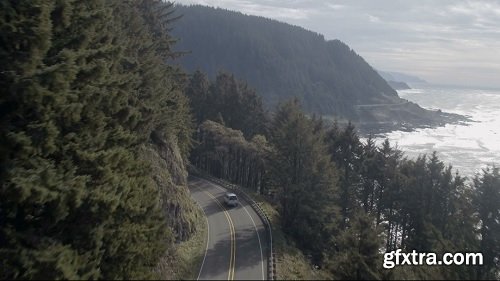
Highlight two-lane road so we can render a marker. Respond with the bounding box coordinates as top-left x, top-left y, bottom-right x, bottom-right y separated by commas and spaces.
189, 176, 268, 280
